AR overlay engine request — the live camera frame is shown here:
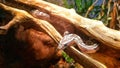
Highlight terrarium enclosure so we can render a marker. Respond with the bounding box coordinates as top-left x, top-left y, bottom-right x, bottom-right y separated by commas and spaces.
0, 0, 120, 68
